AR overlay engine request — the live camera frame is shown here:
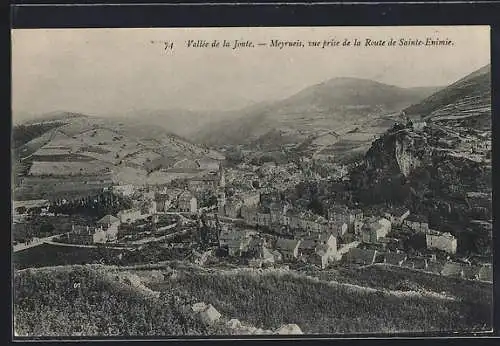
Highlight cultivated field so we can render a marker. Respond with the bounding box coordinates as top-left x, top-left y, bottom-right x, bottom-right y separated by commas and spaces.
14, 176, 113, 201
